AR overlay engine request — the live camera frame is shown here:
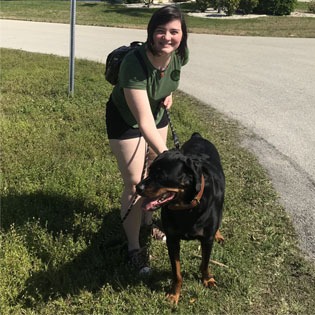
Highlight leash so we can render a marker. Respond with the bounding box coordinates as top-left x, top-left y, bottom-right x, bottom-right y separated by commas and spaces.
165, 108, 180, 150
121, 143, 150, 224
121, 107, 180, 224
